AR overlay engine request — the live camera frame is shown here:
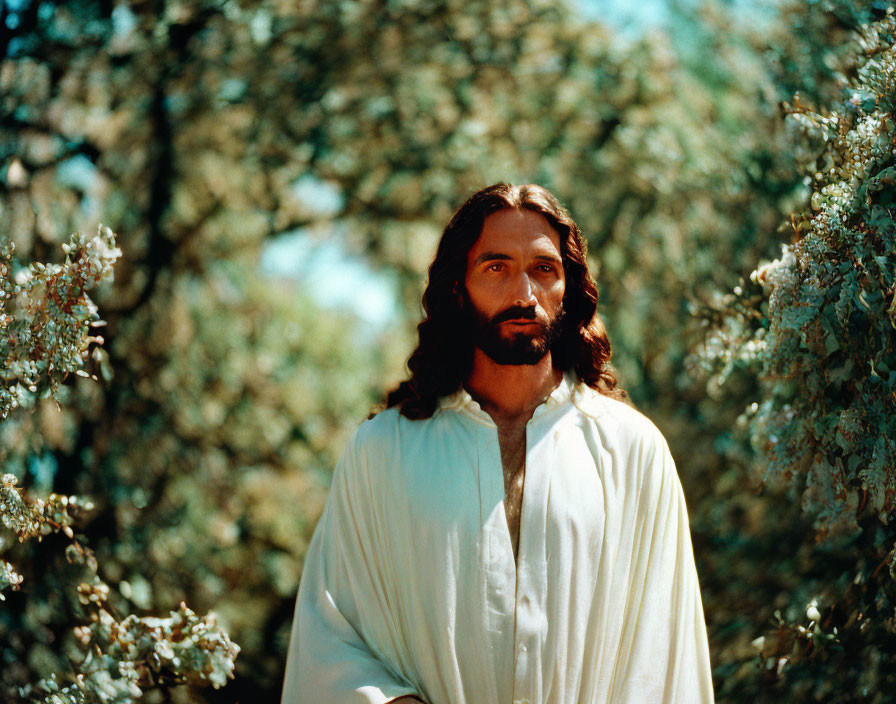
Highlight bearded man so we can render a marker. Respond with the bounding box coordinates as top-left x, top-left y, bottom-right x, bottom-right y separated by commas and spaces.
282, 183, 714, 704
